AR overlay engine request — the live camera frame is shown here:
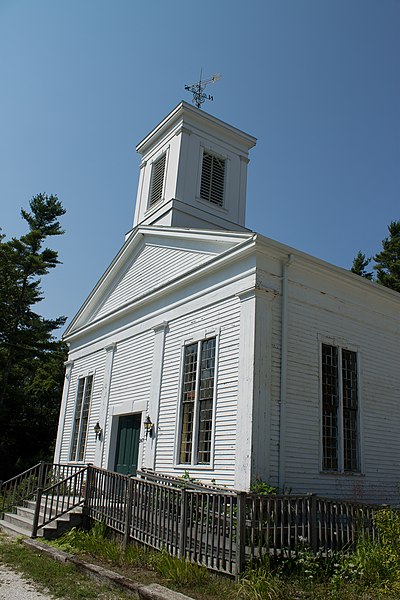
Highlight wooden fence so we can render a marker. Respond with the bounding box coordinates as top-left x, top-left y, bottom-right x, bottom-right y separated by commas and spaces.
84, 466, 379, 577
1, 463, 380, 577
